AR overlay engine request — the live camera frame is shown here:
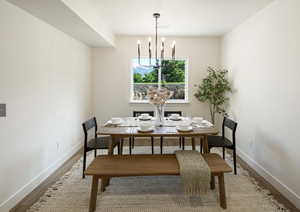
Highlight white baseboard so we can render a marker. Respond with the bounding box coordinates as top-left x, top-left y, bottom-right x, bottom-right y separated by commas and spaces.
0, 142, 83, 212
237, 147, 300, 209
